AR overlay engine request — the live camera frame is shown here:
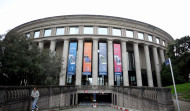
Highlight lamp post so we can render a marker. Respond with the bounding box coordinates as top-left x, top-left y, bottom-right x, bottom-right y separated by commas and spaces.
1, 47, 5, 55
0, 47, 5, 67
